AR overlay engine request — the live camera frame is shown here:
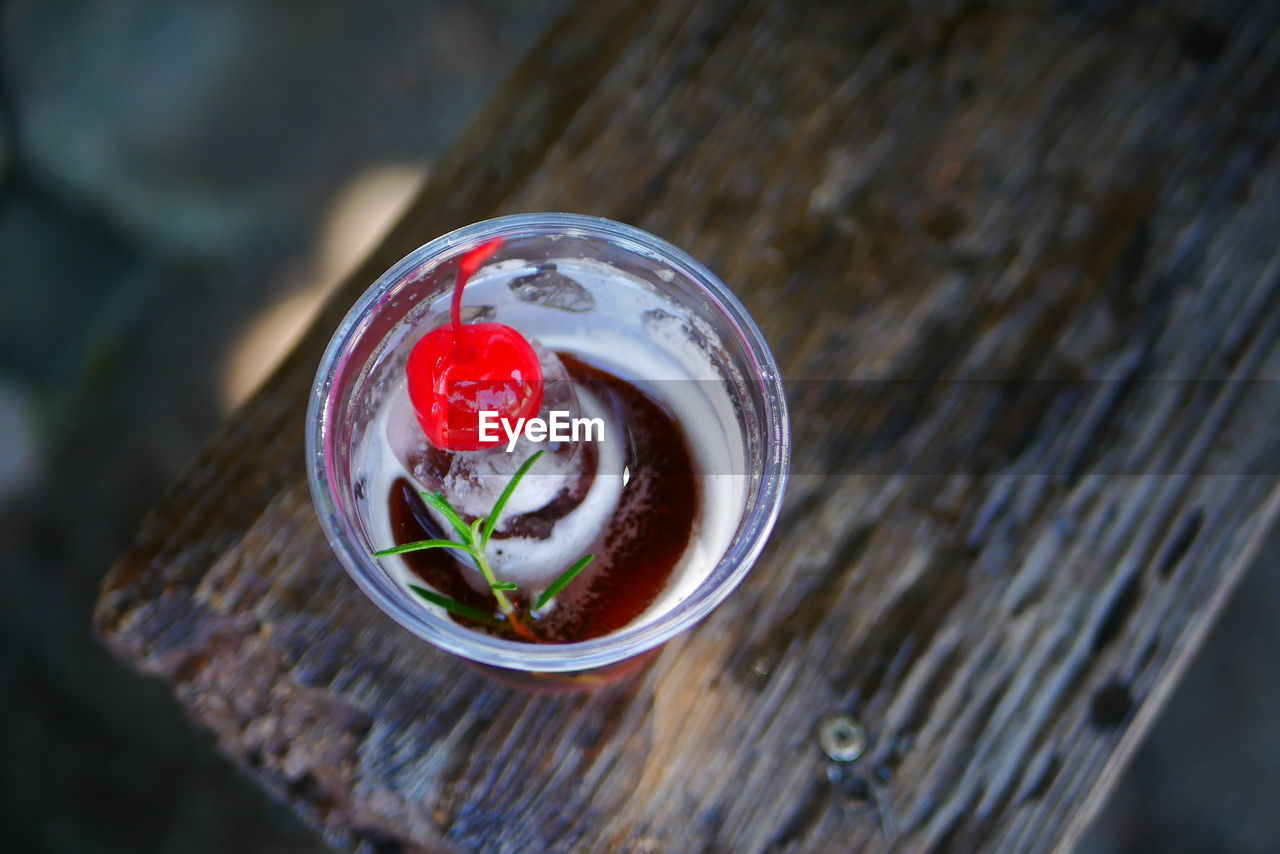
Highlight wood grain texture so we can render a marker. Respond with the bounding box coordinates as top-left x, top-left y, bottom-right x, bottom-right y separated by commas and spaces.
96, 0, 1280, 851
